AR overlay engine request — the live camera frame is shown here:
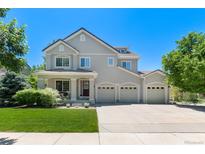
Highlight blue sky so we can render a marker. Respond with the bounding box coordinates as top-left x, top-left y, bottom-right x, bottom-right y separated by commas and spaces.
5, 9, 205, 71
